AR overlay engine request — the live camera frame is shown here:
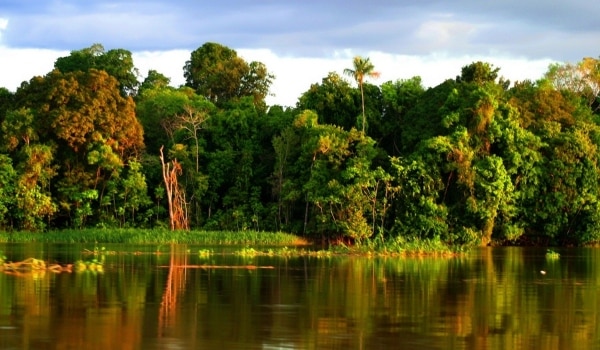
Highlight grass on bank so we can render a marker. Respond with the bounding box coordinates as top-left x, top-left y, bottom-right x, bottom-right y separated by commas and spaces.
0, 229, 462, 257
0, 228, 308, 246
